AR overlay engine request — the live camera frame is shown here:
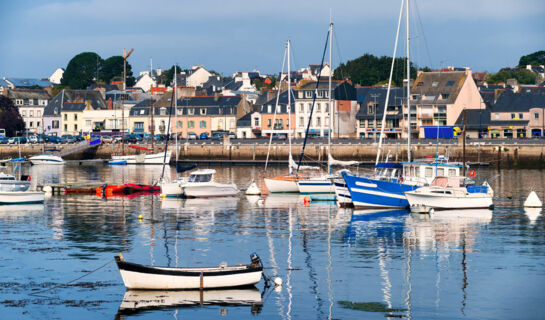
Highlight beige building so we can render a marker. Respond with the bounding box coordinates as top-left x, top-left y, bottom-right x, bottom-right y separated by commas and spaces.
7, 89, 50, 133
410, 69, 485, 138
